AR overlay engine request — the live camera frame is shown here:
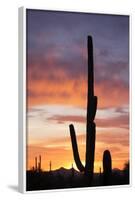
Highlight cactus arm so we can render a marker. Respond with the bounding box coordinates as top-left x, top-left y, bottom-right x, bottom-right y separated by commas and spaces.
69, 124, 85, 172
